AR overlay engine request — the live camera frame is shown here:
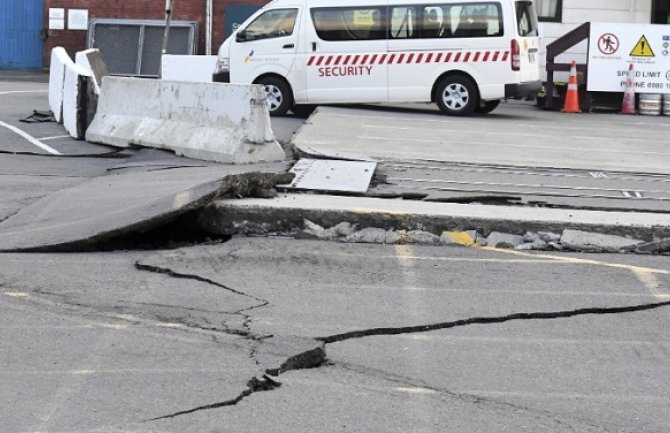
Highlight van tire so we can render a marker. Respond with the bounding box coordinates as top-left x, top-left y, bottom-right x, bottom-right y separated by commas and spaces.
291, 104, 317, 118
258, 76, 292, 116
476, 100, 501, 114
435, 76, 478, 116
